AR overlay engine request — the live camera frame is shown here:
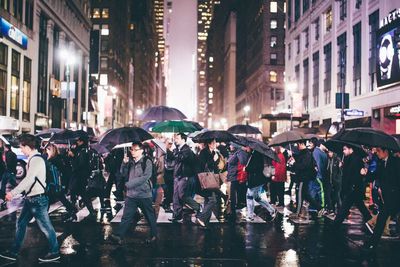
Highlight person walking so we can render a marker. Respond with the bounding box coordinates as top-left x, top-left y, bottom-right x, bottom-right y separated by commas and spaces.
271, 146, 287, 207
0, 143, 18, 210
333, 145, 373, 228
161, 139, 174, 212
169, 133, 201, 223
326, 150, 343, 214
0, 134, 60, 262
109, 142, 158, 245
